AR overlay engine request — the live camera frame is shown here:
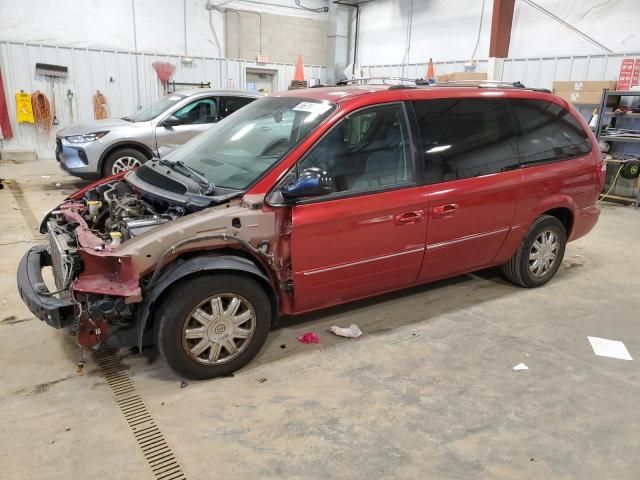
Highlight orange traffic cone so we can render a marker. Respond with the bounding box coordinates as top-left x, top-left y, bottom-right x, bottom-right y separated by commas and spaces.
426, 58, 436, 83
294, 55, 305, 81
